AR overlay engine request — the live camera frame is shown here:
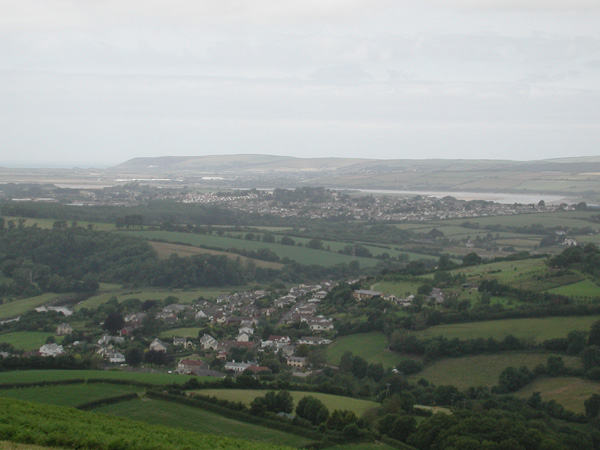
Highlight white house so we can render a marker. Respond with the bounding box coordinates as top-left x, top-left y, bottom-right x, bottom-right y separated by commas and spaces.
39, 343, 65, 357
